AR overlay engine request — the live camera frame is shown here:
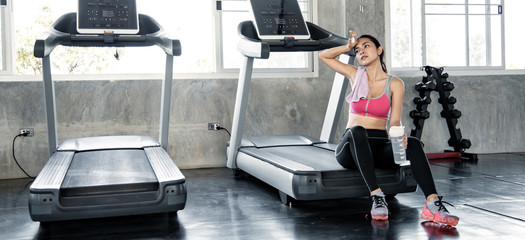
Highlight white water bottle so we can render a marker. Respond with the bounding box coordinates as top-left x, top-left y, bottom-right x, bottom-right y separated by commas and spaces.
389, 126, 407, 164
